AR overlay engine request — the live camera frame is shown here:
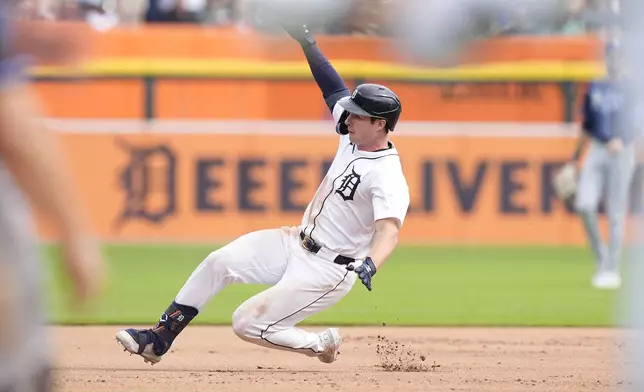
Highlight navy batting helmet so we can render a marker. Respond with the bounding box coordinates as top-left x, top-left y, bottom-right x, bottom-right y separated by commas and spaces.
337, 84, 402, 132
